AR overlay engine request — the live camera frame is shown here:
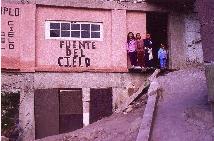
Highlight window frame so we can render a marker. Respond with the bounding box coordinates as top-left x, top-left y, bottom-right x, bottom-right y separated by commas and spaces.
45, 21, 103, 41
